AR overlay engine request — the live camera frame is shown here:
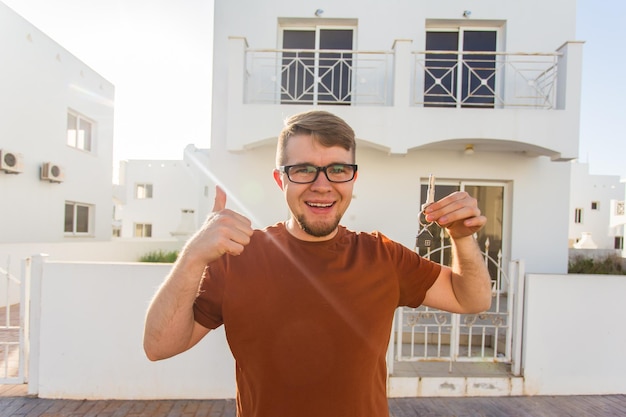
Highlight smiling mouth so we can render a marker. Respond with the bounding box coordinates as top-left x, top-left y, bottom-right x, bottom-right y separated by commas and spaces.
306, 202, 334, 208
